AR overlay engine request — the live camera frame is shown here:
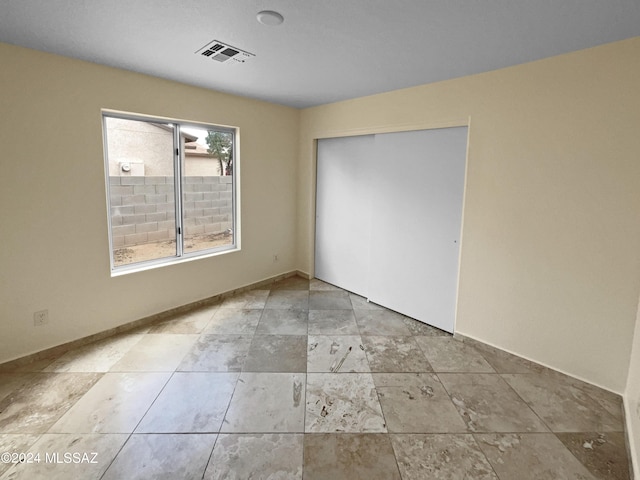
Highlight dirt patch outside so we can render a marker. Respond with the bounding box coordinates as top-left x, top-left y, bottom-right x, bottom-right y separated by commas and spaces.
114, 232, 233, 267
